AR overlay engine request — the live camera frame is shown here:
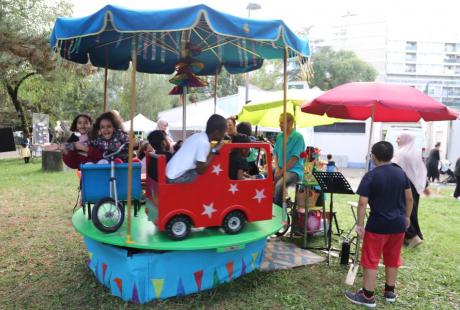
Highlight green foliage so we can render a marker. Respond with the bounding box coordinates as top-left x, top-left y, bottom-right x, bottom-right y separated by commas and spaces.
249, 60, 284, 90
309, 47, 377, 90
106, 70, 179, 122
